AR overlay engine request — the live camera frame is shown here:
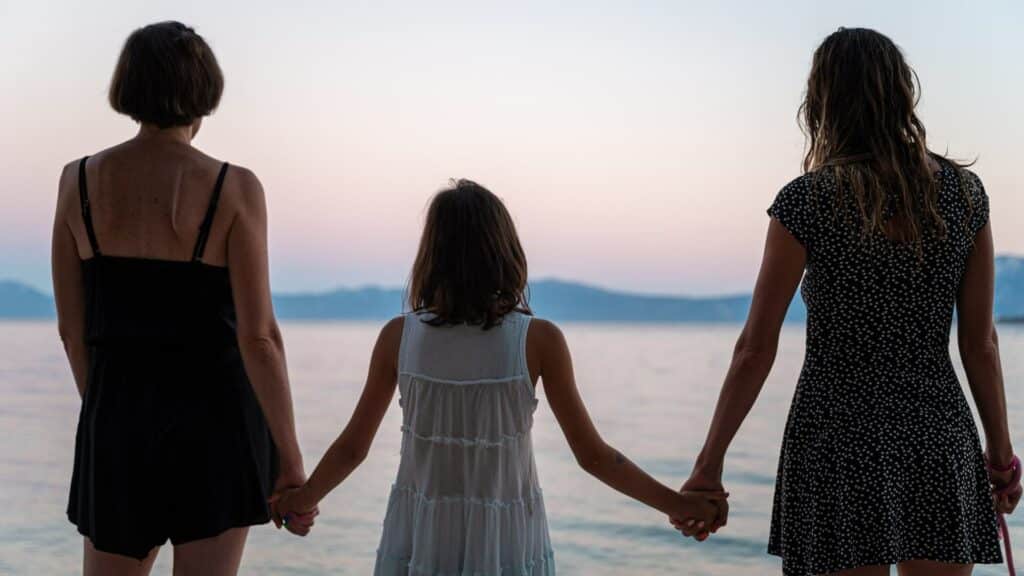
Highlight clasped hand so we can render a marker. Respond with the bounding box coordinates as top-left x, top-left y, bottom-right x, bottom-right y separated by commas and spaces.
270, 485, 319, 537
670, 470, 729, 542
